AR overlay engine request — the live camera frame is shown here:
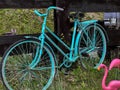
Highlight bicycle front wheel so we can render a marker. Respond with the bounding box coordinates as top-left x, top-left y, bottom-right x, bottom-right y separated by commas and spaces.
1, 39, 55, 90
78, 24, 106, 69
